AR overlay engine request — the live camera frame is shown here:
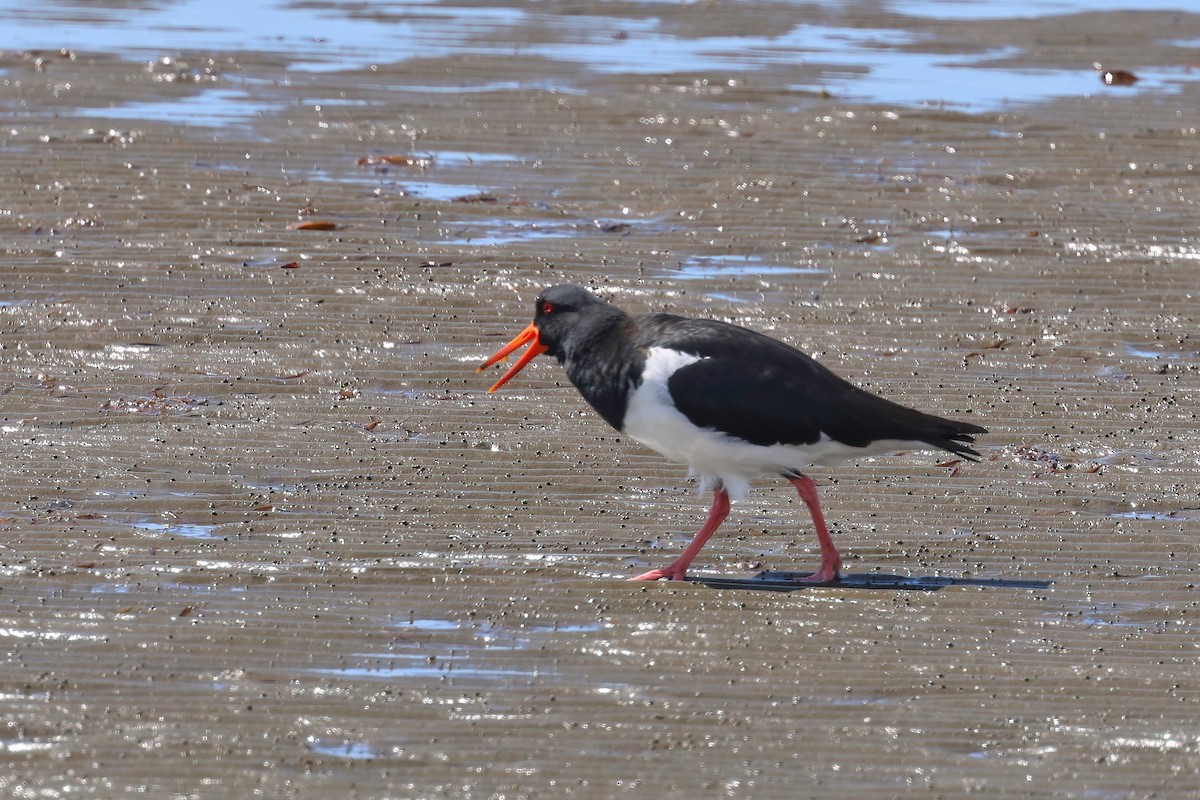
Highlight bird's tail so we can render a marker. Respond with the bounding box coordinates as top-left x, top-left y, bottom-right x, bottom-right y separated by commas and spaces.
926, 422, 987, 461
